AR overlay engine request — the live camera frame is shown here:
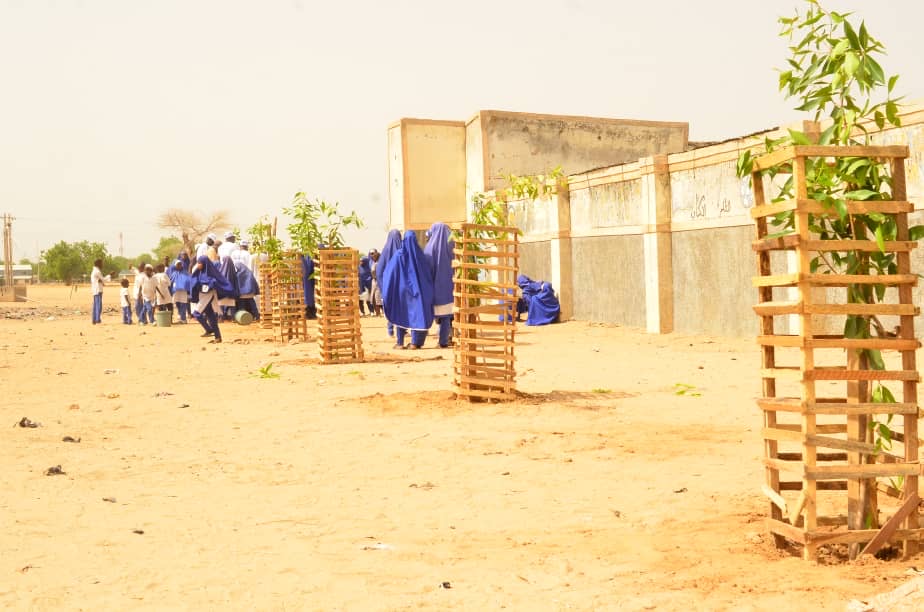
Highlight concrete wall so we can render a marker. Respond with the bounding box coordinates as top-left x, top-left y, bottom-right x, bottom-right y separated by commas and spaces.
386, 124, 404, 229
571, 235, 646, 328
671, 225, 756, 337
387, 119, 467, 231
518, 241, 552, 284
472, 110, 688, 194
